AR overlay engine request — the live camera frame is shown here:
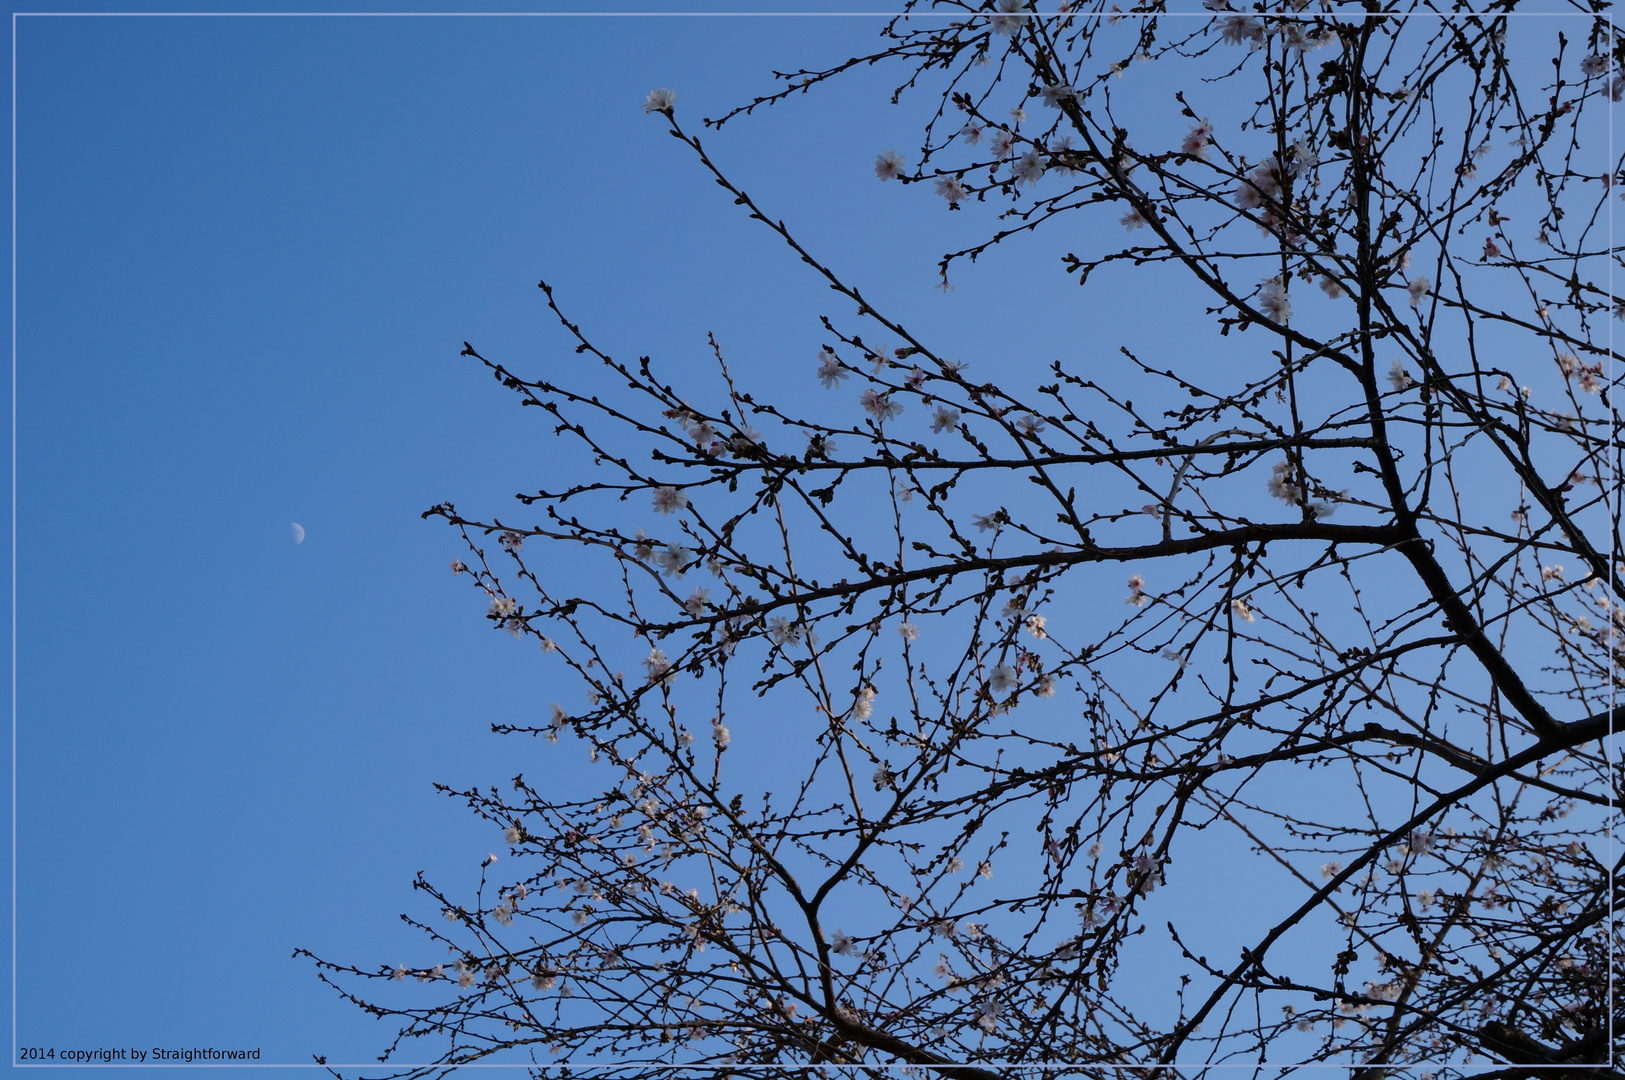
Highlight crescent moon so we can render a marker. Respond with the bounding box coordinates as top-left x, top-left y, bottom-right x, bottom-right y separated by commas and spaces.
291, 522, 306, 544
